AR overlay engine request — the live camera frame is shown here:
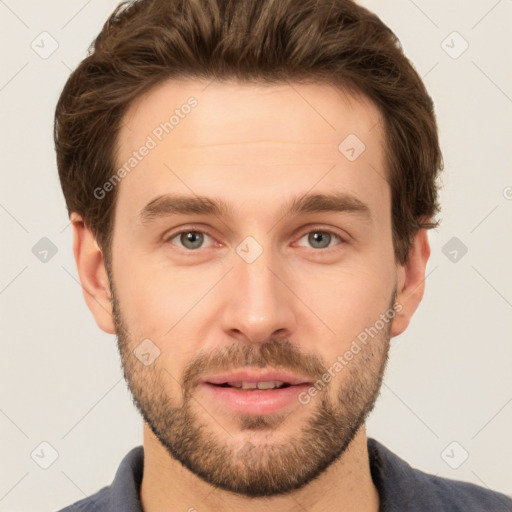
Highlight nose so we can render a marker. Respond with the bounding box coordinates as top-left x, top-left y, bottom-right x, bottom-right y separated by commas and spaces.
219, 241, 298, 345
